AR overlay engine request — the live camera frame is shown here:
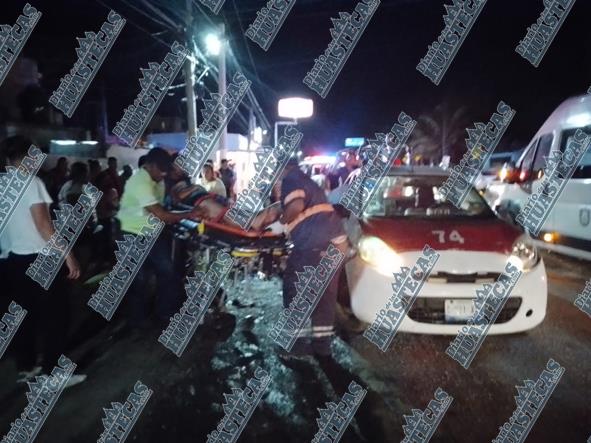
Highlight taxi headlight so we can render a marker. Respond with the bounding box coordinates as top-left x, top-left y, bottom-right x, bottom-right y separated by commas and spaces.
358, 236, 402, 276
510, 235, 540, 271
